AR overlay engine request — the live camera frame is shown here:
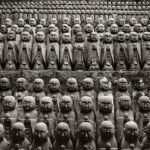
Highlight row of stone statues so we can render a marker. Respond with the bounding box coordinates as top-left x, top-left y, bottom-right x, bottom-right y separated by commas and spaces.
1, 17, 150, 70
0, 76, 149, 149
